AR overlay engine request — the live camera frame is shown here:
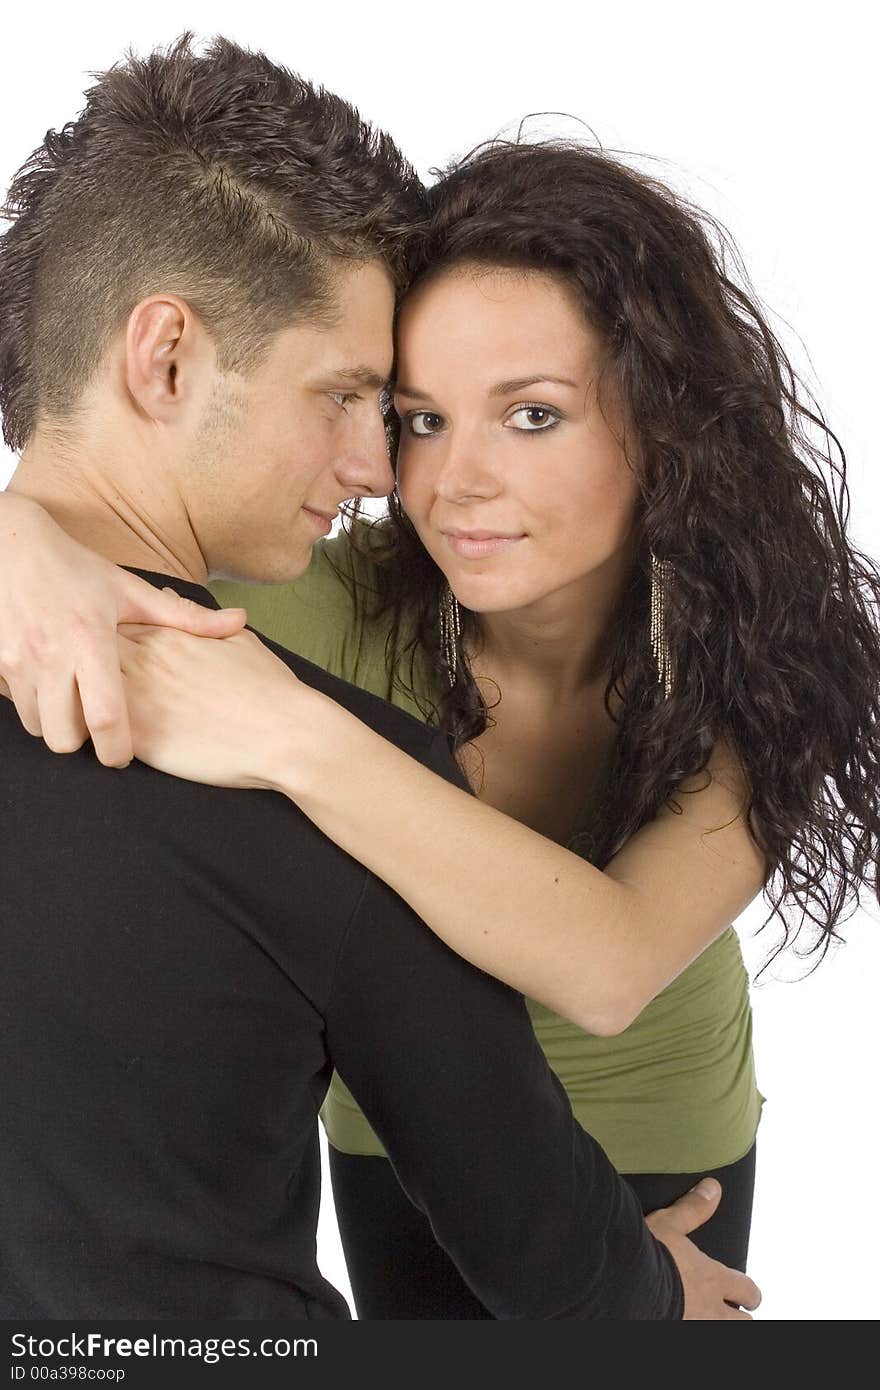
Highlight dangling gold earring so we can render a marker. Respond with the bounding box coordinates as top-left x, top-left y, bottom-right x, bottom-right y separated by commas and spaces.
650, 553, 675, 698
439, 584, 461, 687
